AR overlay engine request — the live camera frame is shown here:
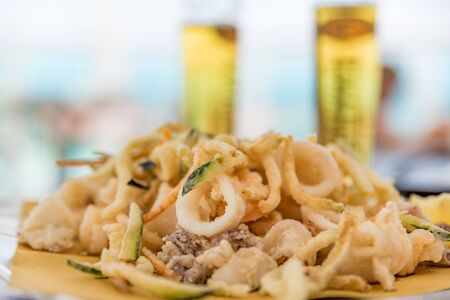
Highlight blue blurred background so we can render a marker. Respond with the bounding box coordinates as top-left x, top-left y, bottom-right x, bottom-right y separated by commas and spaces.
0, 0, 449, 202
